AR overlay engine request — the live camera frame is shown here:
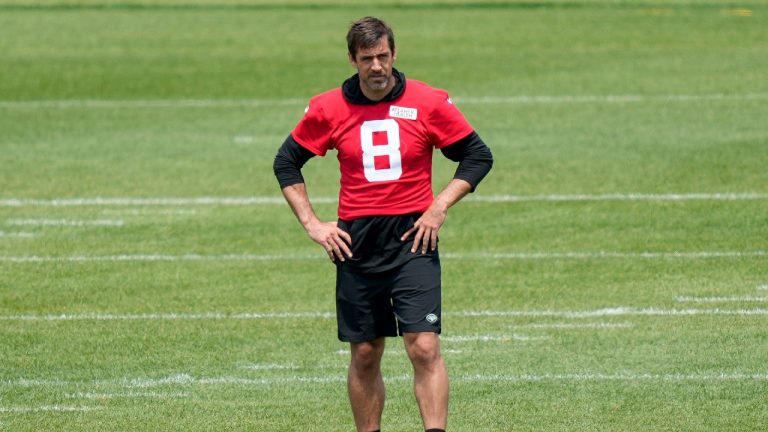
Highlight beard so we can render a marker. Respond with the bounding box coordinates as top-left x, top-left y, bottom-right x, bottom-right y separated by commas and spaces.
363, 73, 390, 90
